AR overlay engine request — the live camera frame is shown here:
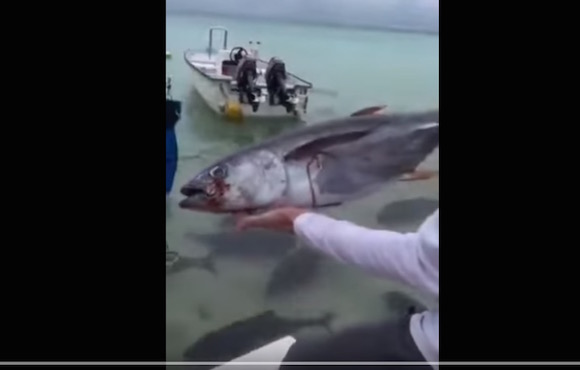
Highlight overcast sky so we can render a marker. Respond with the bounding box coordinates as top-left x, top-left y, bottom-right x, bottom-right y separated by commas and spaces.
166, 0, 439, 32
